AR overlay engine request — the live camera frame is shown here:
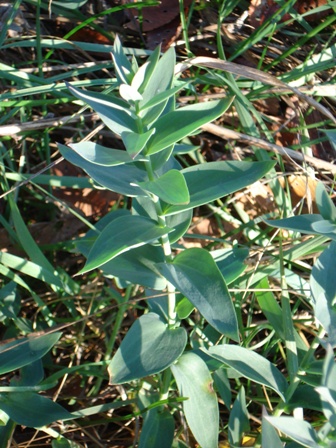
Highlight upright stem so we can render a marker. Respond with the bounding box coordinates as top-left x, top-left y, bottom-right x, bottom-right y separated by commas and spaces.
144, 159, 177, 328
